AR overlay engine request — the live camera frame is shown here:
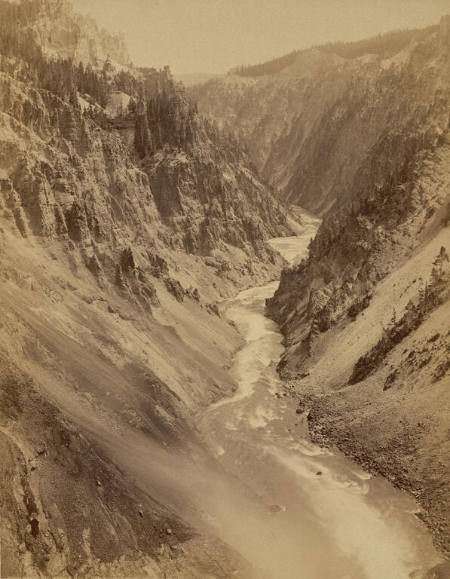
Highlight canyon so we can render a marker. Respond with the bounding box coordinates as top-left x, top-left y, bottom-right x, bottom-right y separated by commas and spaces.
0, 1, 449, 577
198, 17, 450, 564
